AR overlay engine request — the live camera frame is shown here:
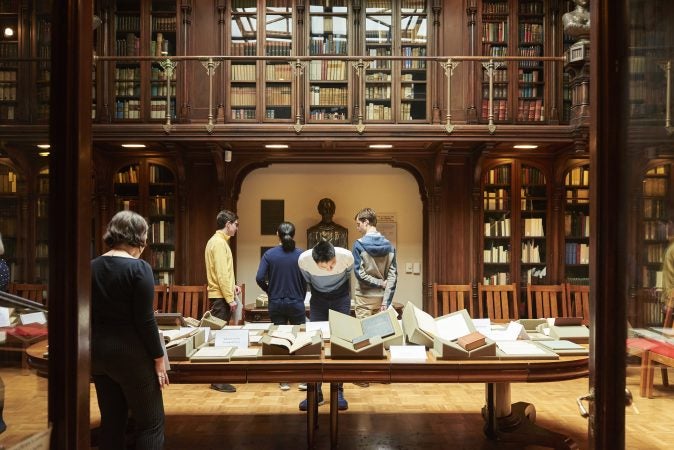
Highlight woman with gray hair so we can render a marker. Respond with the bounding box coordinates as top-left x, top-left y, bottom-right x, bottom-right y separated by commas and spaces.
91, 210, 167, 449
